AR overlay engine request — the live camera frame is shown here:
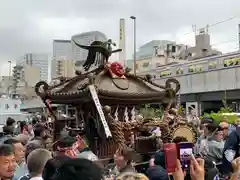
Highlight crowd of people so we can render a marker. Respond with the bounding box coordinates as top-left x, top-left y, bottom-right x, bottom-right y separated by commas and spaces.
0, 116, 240, 180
